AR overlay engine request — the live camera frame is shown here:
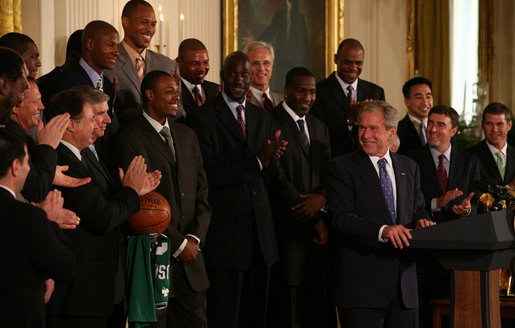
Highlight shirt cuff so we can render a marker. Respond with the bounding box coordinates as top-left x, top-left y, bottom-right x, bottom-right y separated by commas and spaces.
431, 198, 441, 212
173, 238, 187, 258
185, 234, 200, 245
256, 157, 263, 170
378, 225, 389, 243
